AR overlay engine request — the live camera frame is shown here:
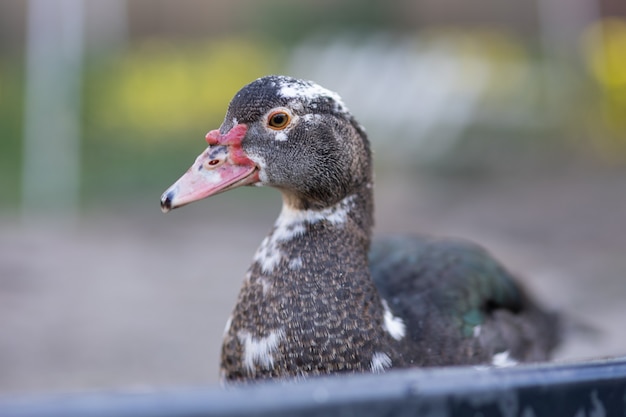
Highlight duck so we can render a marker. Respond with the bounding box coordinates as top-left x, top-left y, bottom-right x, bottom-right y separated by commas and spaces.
160, 75, 559, 383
